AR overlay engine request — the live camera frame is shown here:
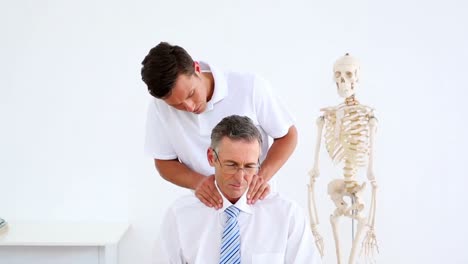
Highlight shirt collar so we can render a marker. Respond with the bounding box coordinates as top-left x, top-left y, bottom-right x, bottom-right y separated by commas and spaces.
215, 180, 253, 215
198, 61, 228, 112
